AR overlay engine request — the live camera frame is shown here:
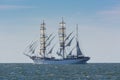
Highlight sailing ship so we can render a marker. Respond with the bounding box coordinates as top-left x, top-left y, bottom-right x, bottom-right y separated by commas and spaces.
24, 18, 90, 64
